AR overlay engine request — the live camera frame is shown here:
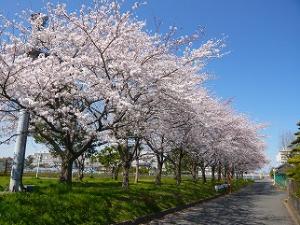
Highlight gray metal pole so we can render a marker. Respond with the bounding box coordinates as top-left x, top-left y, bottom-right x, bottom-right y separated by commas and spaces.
9, 109, 30, 192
